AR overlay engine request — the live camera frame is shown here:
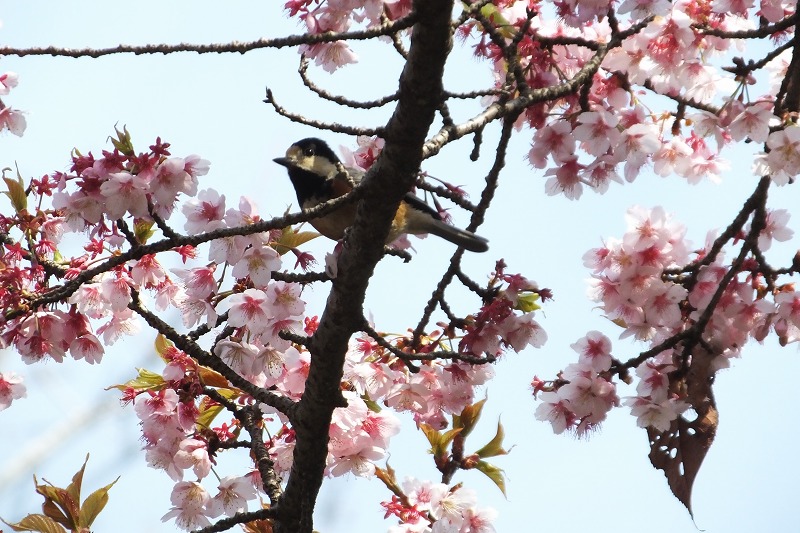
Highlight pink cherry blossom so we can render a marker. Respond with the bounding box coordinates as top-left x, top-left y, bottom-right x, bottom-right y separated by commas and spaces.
182, 188, 226, 234
96, 308, 140, 345
0, 106, 26, 136
757, 209, 793, 251
227, 288, 270, 330
457, 505, 498, 533
728, 101, 773, 143
268, 429, 296, 476
161, 481, 211, 530
0, 371, 27, 410
280, 346, 310, 397
625, 395, 689, 432
616, 124, 661, 181
571, 331, 613, 372
100, 270, 133, 312
544, 155, 585, 199
172, 265, 218, 300
499, 312, 547, 351
774, 291, 800, 344
231, 245, 281, 287
653, 137, 692, 177
765, 126, 800, 184
146, 436, 186, 482
68, 283, 110, 318
302, 41, 358, 72
634, 360, 672, 401
99, 171, 150, 220
70, 334, 104, 364
528, 120, 576, 169
135, 388, 180, 420
16, 311, 68, 363
429, 484, 477, 529
265, 281, 305, 321
558, 362, 619, 425
0, 71, 19, 95
534, 391, 576, 434
385, 381, 429, 414
183, 154, 210, 179
174, 438, 213, 479
206, 475, 257, 518
573, 109, 622, 157
130, 254, 167, 288
214, 340, 259, 376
